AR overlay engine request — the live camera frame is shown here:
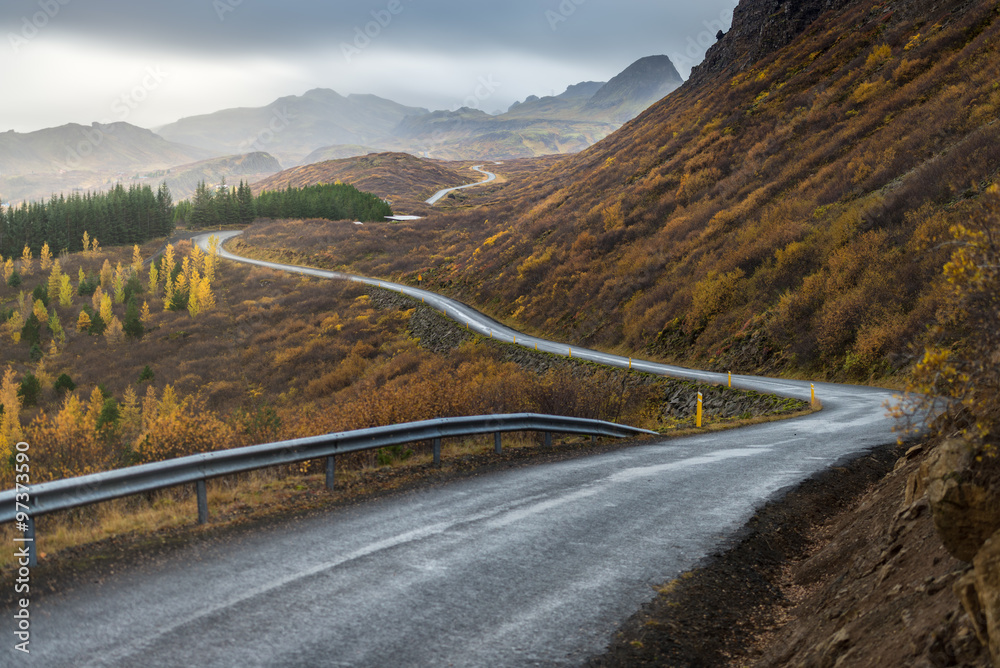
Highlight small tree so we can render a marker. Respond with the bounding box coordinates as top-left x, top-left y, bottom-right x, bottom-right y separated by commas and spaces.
7, 270, 21, 288
76, 309, 92, 332
100, 292, 113, 325
54, 373, 76, 394
17, 373, 41, 407
47, 259, 62, 299
32, 285, 48, 308
131, 245, 143, 275
32, 298, 47, 323
113, 263, 125, 304
7, 311, 23, 343
39, 242, 52, 271
49, 310, 65, 344
138, 365, 155, 383
104, 315, 125, 345
19, 245, 32, 276
88, 311, 106, 336
99, 259, 113, 290
78, 271, 97, 296
123, 298, 144, 340
20, 312, 41, 347
59, 274, 73, 307
96, 397, 120, 431
148, 263, 159, 297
